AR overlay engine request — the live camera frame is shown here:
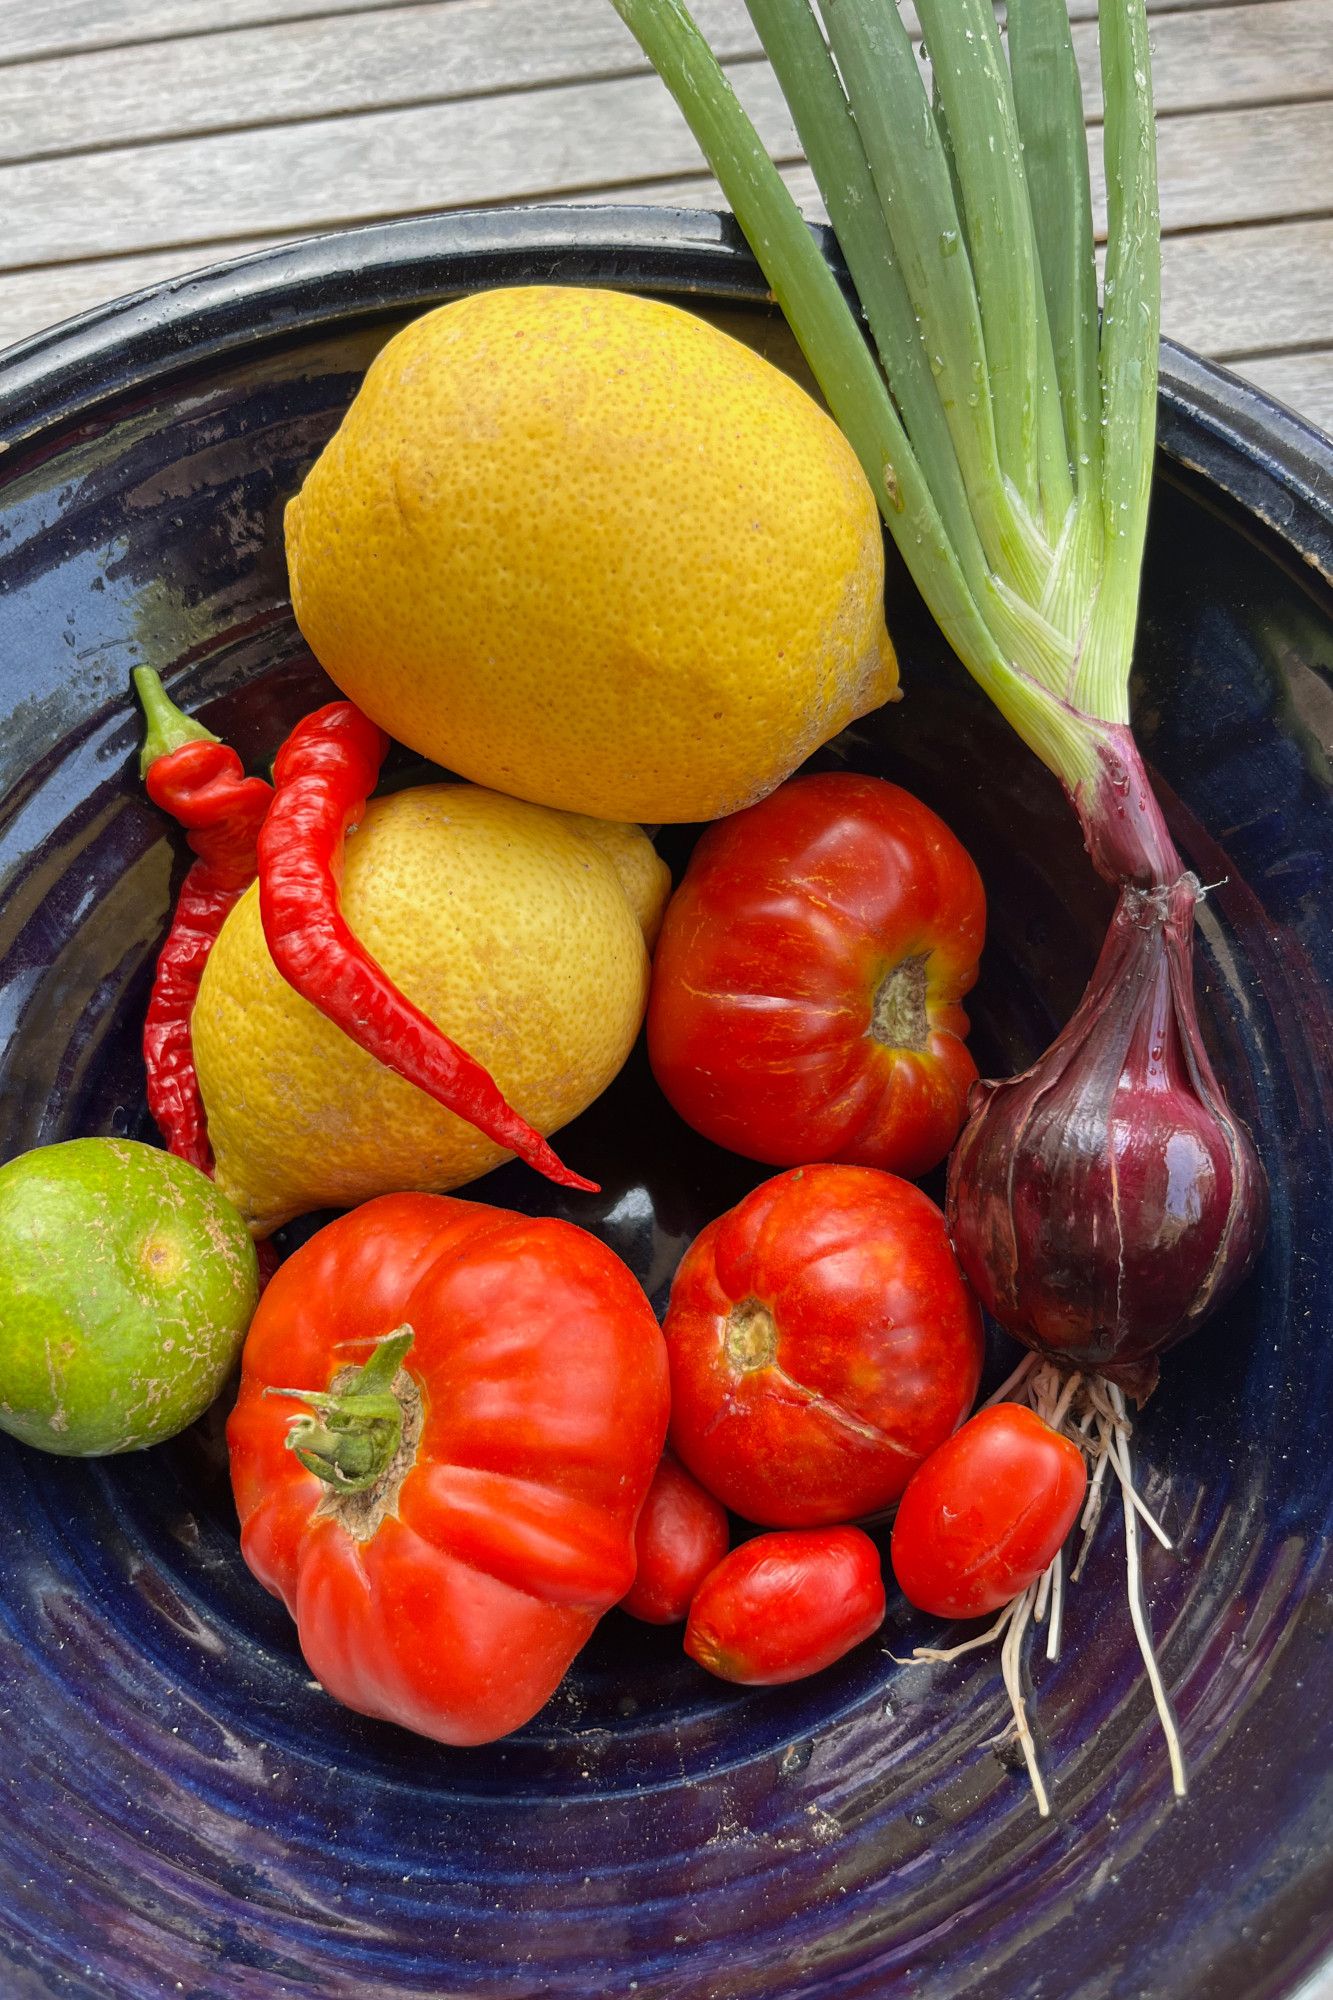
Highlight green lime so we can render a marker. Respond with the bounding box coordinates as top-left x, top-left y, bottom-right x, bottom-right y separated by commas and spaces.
0, 1138, 259, 1456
